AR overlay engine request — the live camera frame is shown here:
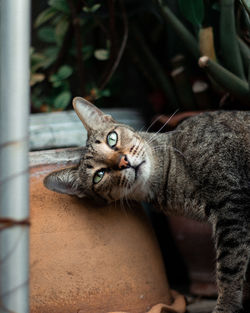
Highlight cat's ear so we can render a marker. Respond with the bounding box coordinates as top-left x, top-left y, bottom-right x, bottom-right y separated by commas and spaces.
43, 167, 84, 197
73, 97, 115, 131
